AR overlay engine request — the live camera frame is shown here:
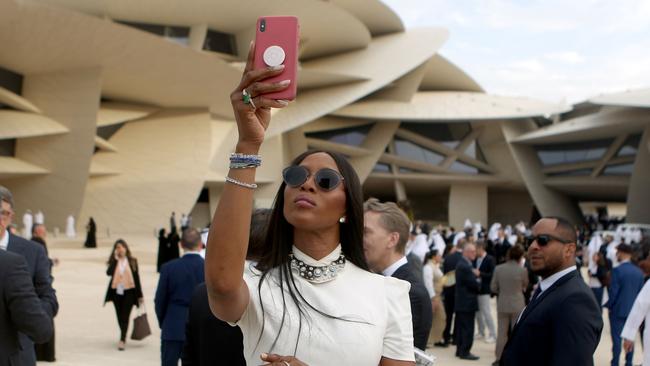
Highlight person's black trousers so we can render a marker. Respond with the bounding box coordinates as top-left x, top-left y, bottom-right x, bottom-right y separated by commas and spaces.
112, 289, 137, 341
162, 340, 184, 366
454, 311, 475, 357
35, 325, 56, 362
442, 286, 456, 343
